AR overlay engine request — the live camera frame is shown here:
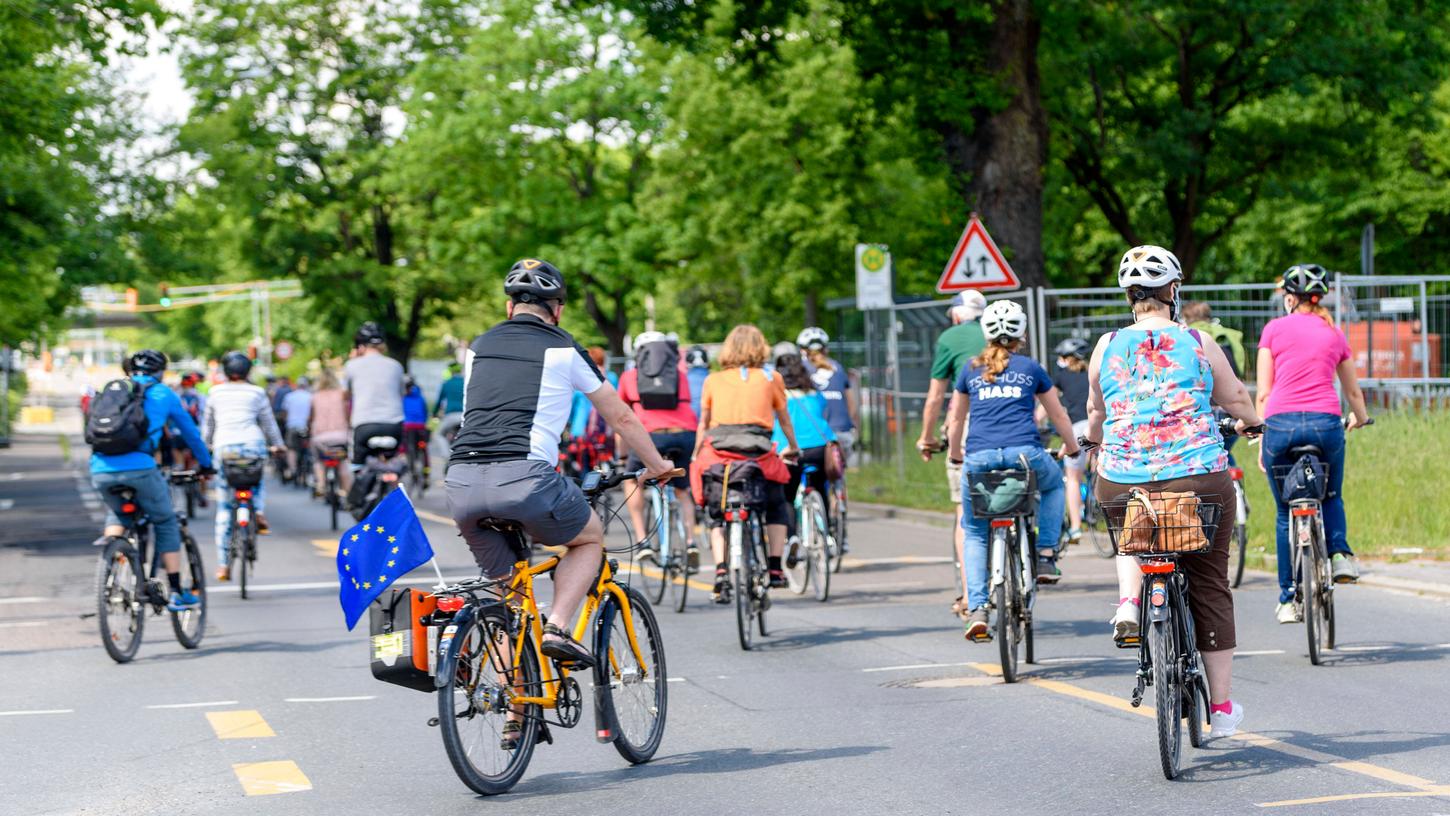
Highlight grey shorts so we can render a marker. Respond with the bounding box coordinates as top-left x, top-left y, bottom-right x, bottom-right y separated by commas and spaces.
445, 460, 594, 579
